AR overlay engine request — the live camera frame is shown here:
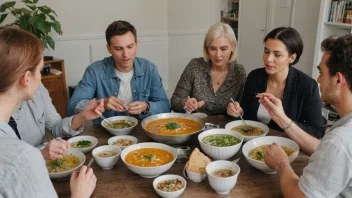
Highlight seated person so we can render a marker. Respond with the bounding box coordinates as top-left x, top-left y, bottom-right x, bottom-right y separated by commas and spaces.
261, 34, 352, 198
68, 20, 170, 122
171, 22, 246, 116
0, 26, 96, 198
227, 27, 325, 139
